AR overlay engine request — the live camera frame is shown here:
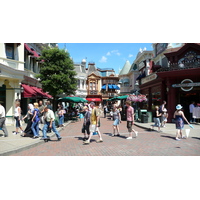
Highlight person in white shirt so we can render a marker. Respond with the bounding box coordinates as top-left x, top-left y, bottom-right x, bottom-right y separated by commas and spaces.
189, 101, 195, 123
41, 106, 62, 141
0, 101, 8, 137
